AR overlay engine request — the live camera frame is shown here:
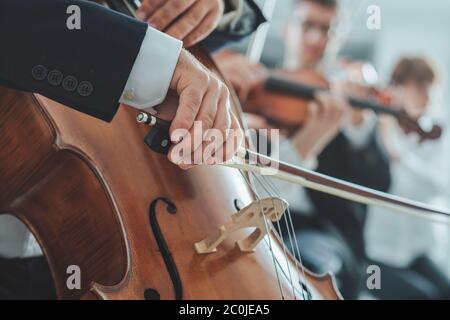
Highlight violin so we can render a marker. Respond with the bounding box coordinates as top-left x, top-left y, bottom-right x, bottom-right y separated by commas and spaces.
245, 67, 442, 142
